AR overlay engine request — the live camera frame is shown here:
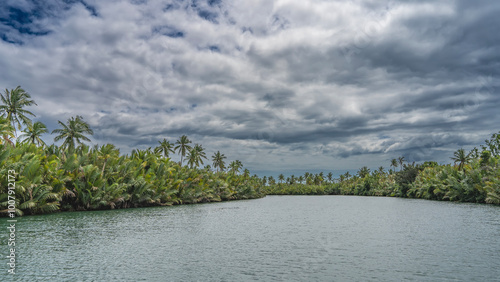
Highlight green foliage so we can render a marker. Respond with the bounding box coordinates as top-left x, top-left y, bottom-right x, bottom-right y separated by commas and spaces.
175, 135, 192, 165
266, 131, 500, 206
0, 86, 37, 131
0, 142, 264, 216
52, 115, 93, 152
212, 151, 226, 173
19, 121, 48, 146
